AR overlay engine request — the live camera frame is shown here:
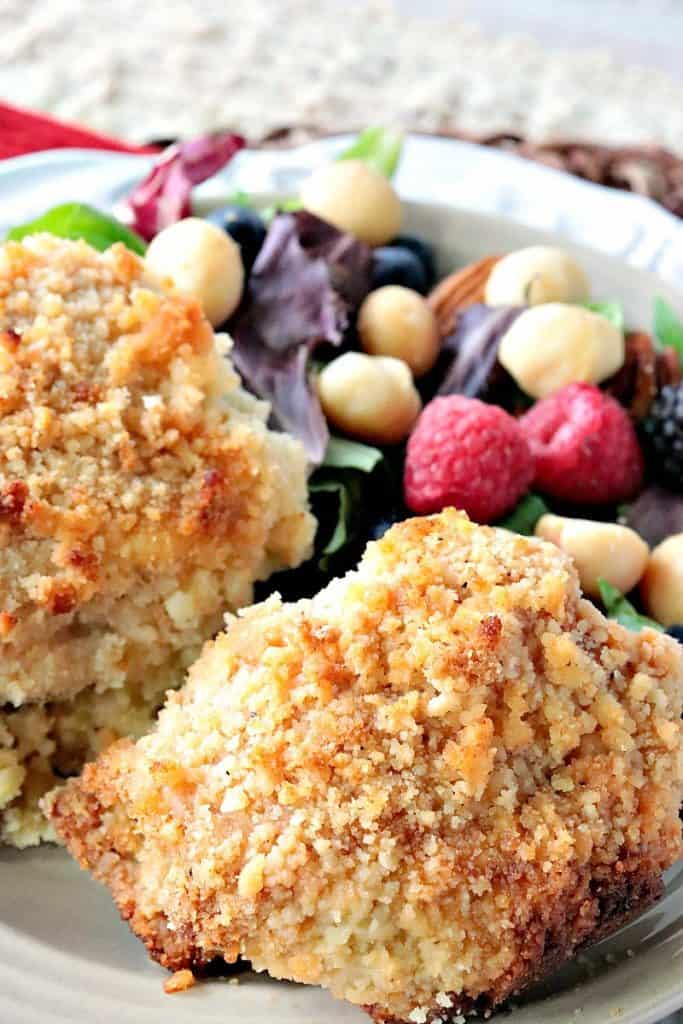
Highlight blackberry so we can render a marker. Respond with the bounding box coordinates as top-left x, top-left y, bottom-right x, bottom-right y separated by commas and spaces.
641, 383, 683, 491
